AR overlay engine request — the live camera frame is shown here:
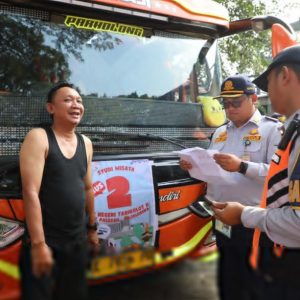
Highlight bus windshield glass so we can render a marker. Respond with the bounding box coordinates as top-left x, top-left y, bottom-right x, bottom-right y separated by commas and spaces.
0, 6, 224, 155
